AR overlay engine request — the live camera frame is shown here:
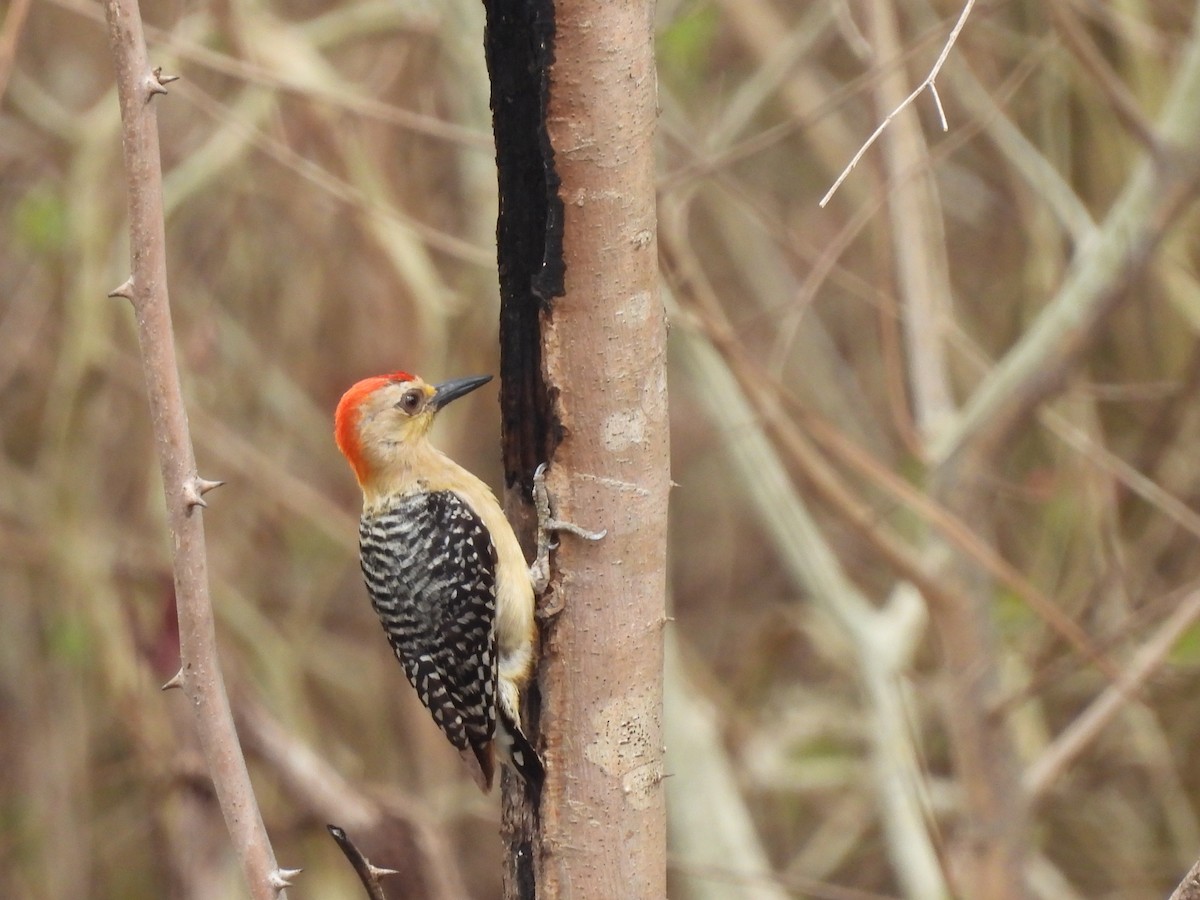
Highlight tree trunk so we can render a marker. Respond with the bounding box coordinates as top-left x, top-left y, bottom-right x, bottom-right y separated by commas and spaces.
485, 0, 667, 896
536, 0, 667, 889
